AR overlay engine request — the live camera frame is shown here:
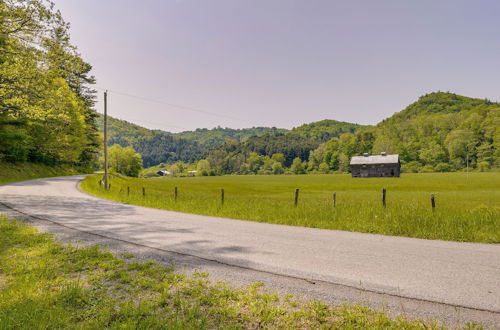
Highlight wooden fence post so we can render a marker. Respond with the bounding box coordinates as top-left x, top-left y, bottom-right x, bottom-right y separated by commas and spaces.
142, 187, 145, 198
431, 193, 435, 212
294, 188, 299, 207
333, 192, 336, 207
127, 186, 130, 196
221, 188, 224, 206
382, 188, 386, 208
174, 186, 178, 201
